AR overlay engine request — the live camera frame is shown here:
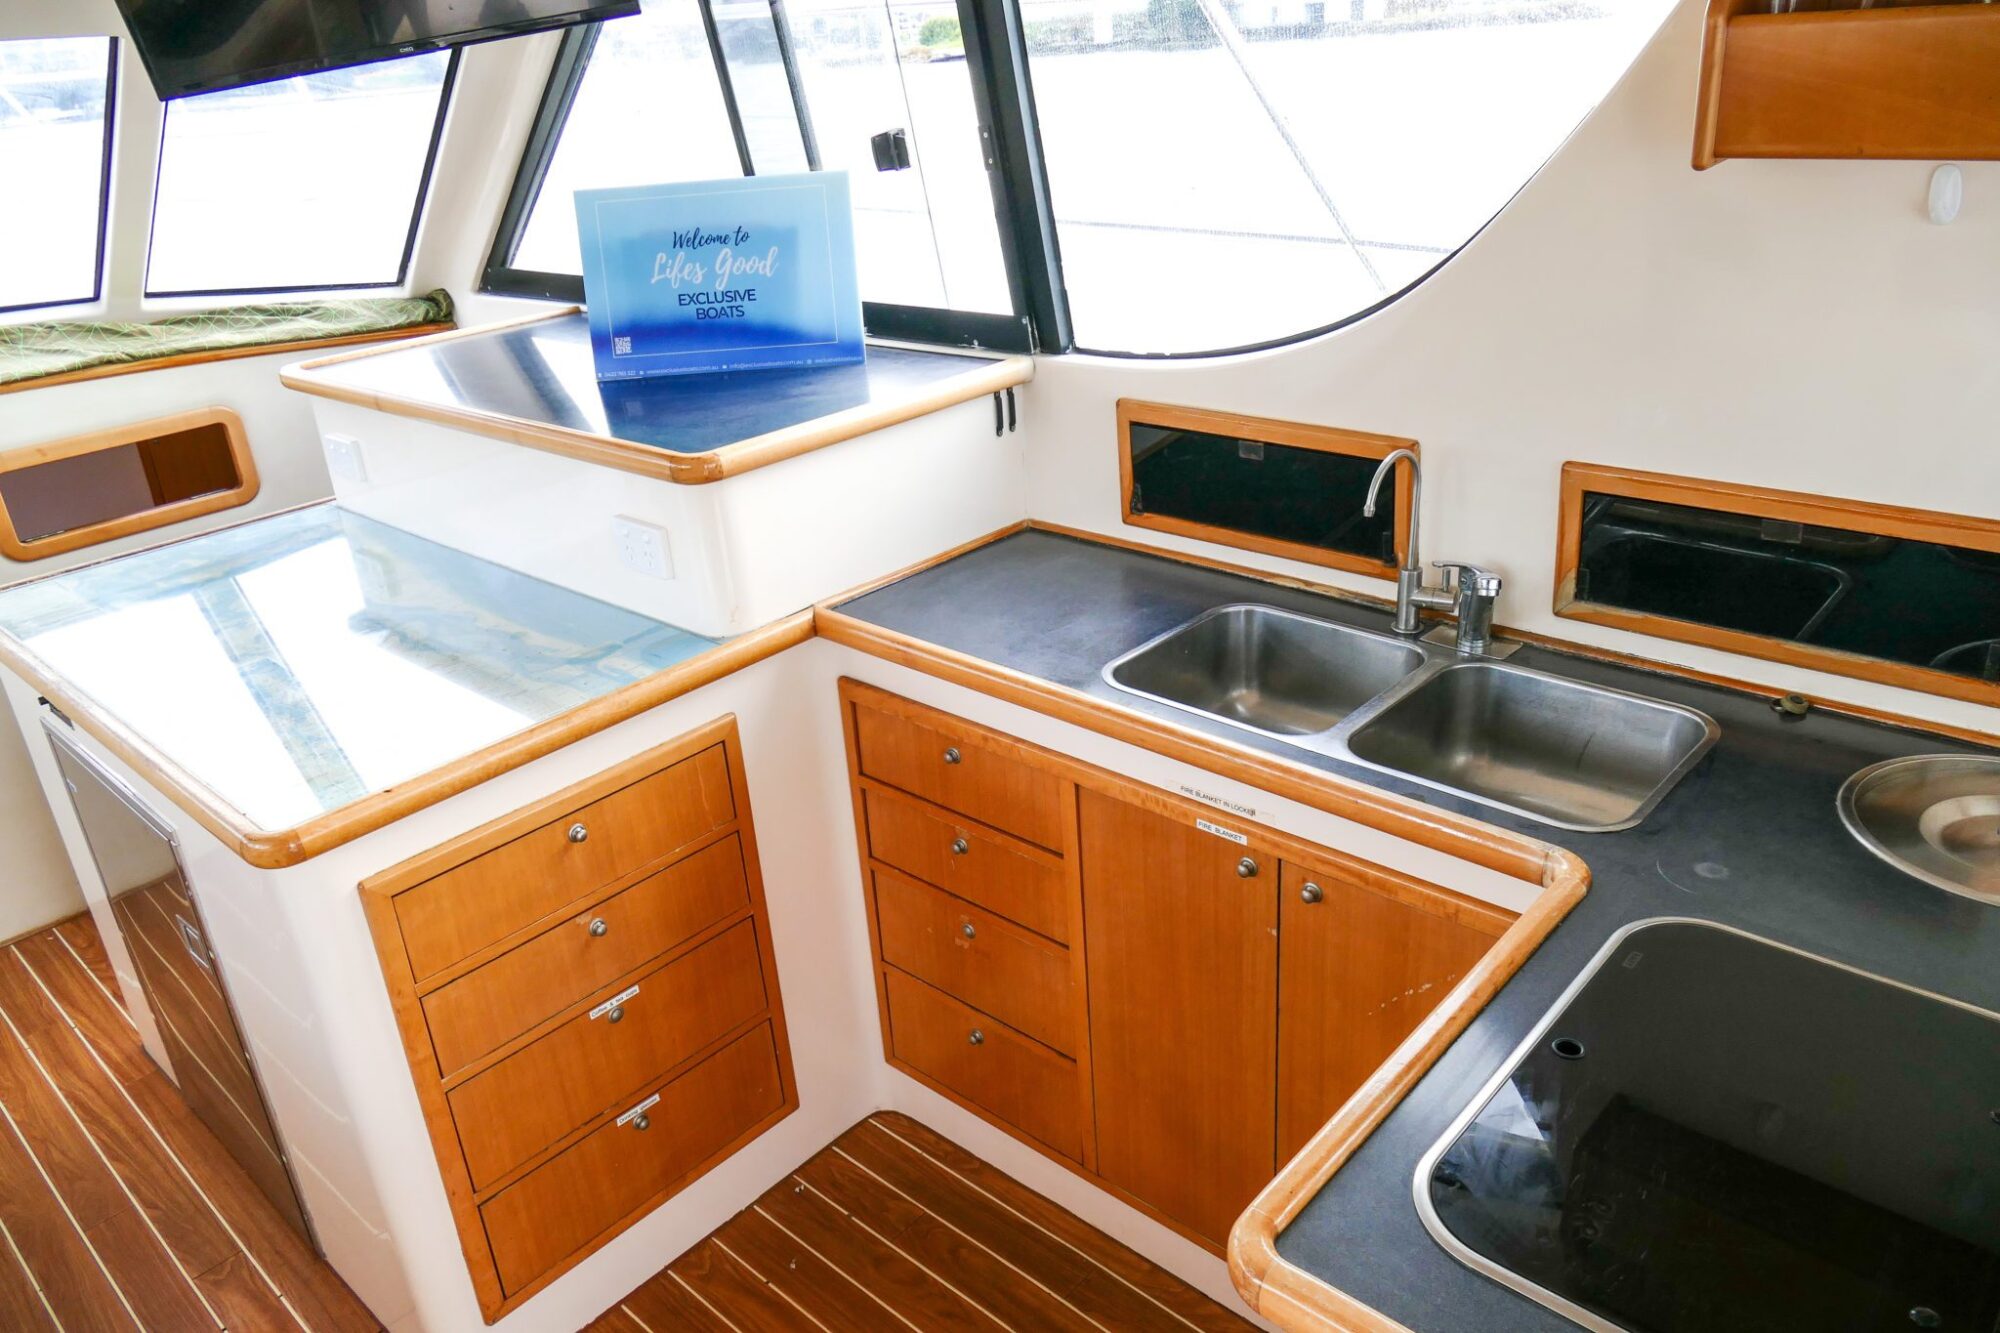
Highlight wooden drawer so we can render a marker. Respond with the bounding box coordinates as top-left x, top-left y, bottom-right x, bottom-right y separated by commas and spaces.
863, 785, 1067, 942
447, 920, 770, 1191
853, 702, 1063, 850
874, 869, 1074, 1054
480, 1022, 786, 1296
422, 837, 749, 1076
396, 744, 736, 980
884, 968, 1082, 1162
